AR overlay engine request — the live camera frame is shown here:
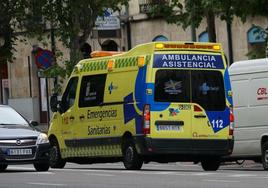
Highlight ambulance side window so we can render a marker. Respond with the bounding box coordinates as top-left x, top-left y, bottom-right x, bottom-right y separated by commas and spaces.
61, 77, 78, 113
79, 74, 106, 107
